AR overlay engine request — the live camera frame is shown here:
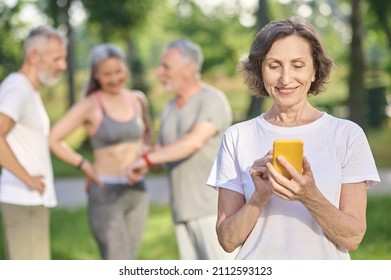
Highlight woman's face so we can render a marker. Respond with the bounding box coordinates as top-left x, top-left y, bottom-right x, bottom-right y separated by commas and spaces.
94, 57, 128, 94
262, 35, 316, 109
